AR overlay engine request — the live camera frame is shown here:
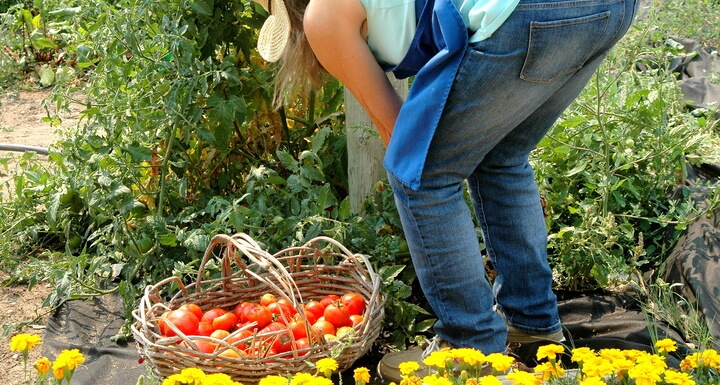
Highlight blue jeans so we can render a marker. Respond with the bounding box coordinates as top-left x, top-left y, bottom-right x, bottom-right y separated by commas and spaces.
388, 0, 640, 353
